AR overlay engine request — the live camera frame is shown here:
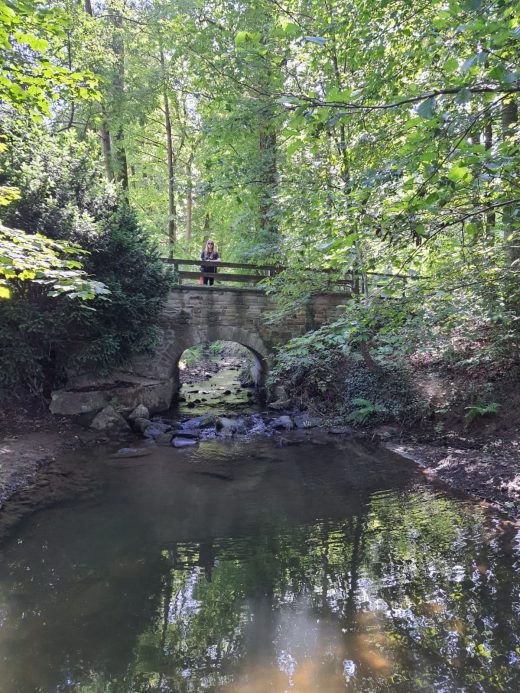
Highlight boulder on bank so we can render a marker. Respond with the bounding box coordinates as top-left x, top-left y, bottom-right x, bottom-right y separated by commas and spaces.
172, 437, 198, 448
156, 432, 174, 446
182, 415, 216, 429
271, 415, 294, 431
90, 406, 131, 433
143, 422, 172, 438
129, 404, 150, 421
50, 375, 174, 417
132, 417, 152, 435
